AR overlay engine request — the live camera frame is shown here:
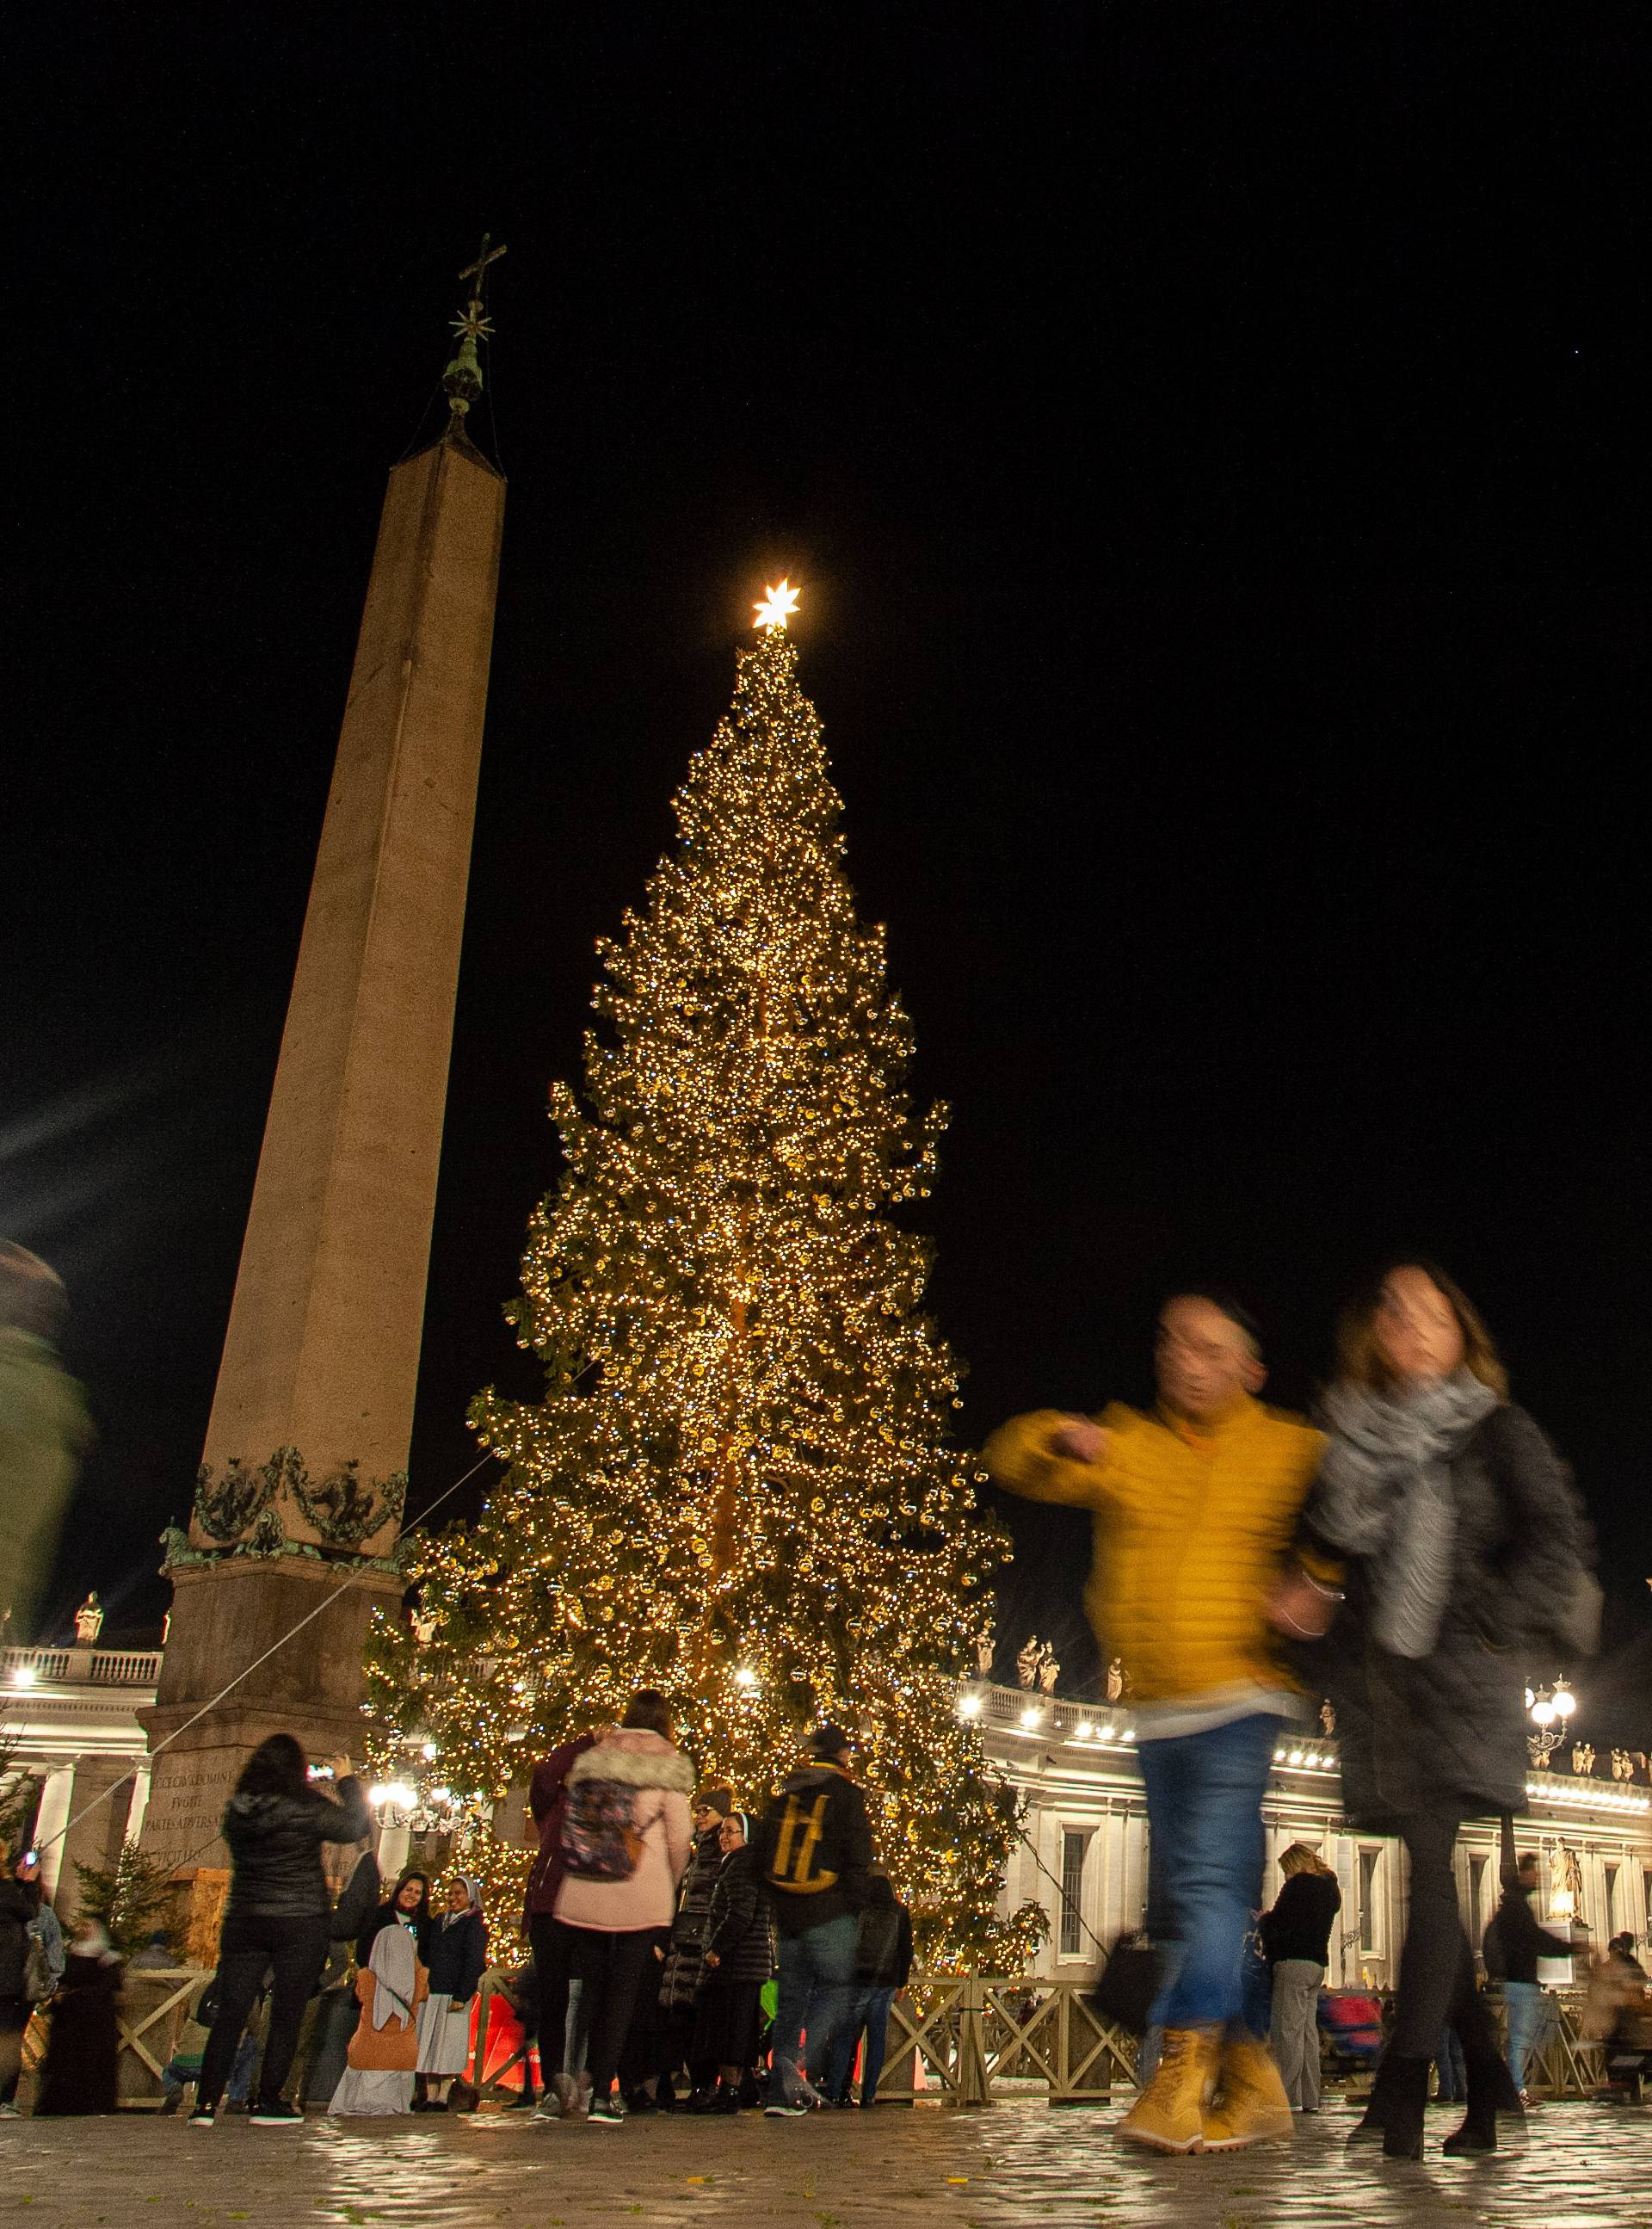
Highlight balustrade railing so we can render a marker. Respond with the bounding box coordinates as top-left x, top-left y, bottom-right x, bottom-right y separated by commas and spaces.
1, 1644, 163, 1689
